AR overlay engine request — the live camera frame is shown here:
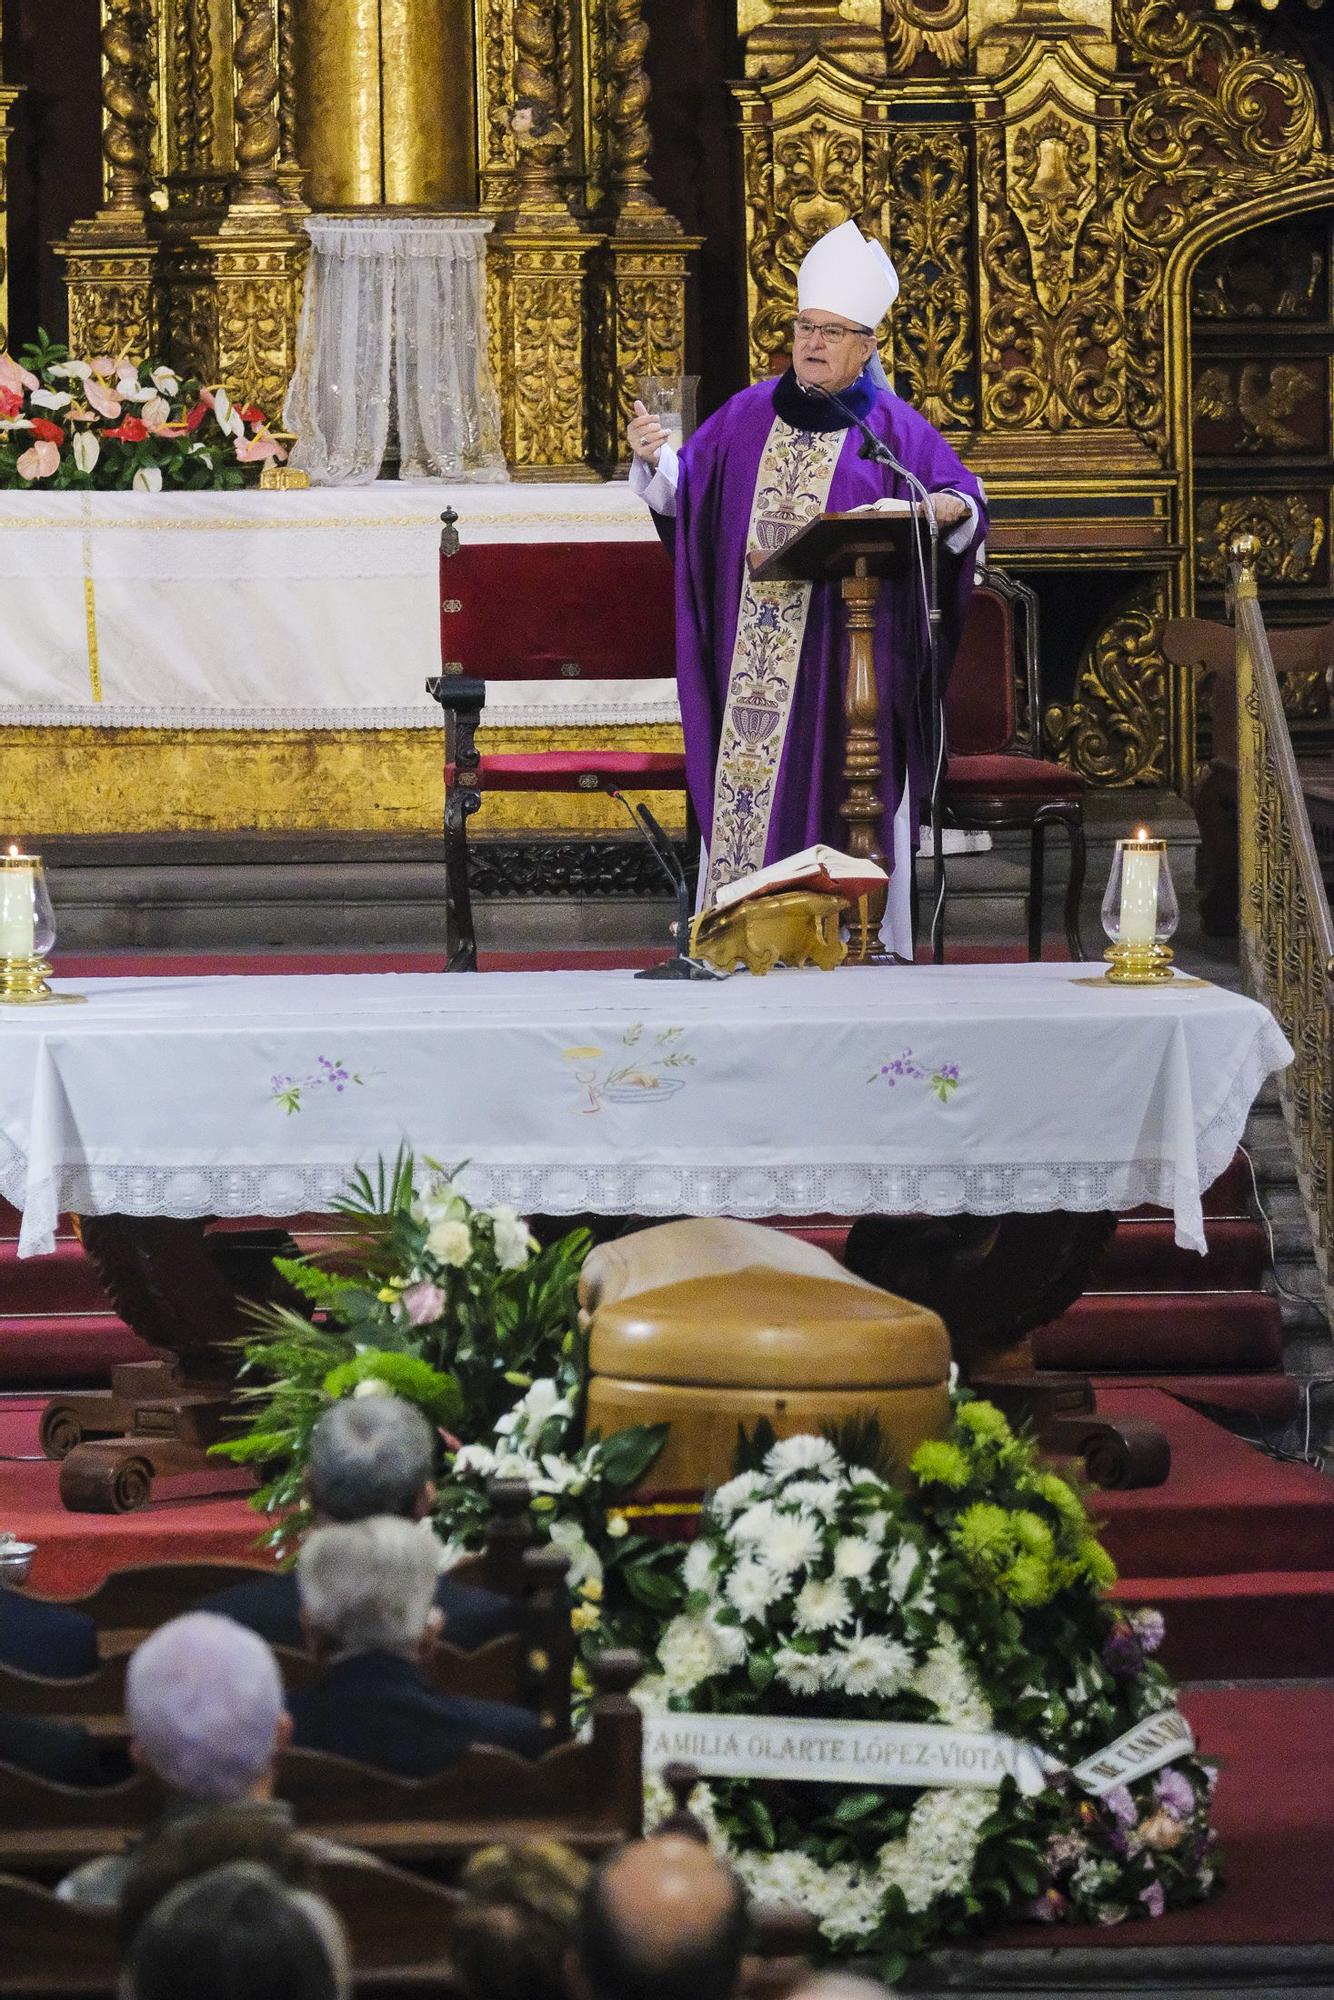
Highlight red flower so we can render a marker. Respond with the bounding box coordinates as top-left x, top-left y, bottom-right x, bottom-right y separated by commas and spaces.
29, 417, 64, 443
184, 400, 210, 432
238, 404, 266, 425
0, 387, 23, 419
103, 416, 149, 443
